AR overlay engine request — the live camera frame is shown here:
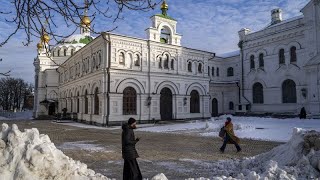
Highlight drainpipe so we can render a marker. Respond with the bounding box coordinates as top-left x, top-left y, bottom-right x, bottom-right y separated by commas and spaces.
101, 32, 111, 127
147, 40, 151, 122
239, 41, 251, 107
